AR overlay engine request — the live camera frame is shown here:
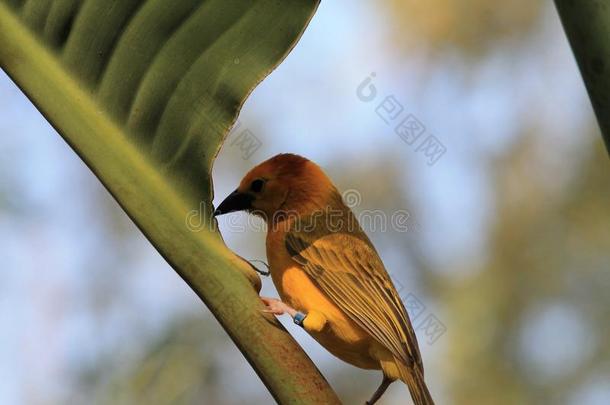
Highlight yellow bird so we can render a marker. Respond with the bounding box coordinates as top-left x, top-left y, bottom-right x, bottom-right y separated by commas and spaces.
215, 153, 433, 405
